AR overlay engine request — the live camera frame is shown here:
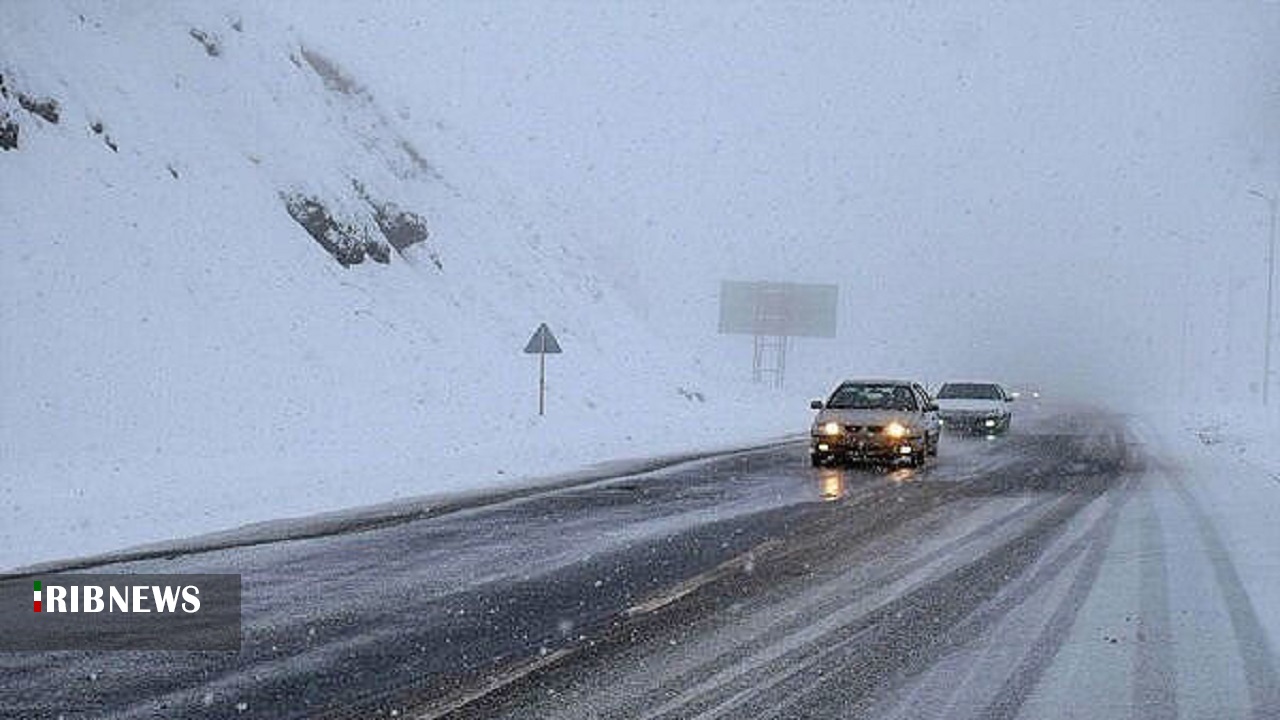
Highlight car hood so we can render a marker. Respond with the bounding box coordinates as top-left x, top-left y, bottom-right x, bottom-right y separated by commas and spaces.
815, 408, 919, 426
936, 398, 1006, 413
